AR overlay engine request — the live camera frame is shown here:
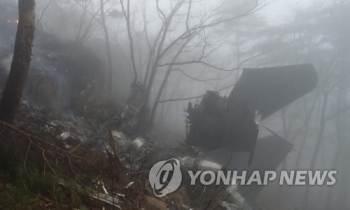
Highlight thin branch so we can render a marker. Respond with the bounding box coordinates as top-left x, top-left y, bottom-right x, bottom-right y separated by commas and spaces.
0, 120, 90, 162
145, 0, 186, 99
156, 0, 167, 24
158, 60, 242, 72
175, 68, 231, 82
74, 0, 102, 24
158, 83, 235, 103
120, 0, 138, 82
186, 0, 192, 34
158, 40, 280, 72
37, 0, 53, 24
